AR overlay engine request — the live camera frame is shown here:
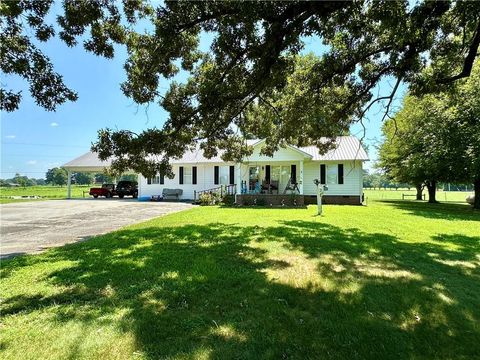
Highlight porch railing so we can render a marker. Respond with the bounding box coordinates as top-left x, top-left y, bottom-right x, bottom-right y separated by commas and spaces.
194, 184, 236, 202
